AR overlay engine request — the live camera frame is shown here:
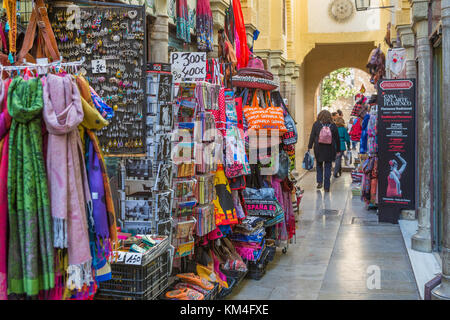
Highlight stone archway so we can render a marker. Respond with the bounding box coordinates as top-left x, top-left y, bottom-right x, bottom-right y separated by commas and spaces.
295, 42, 376, 170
